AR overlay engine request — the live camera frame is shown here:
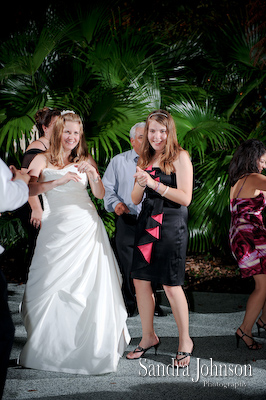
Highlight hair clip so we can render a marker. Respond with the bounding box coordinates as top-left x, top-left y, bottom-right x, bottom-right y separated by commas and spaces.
61, 110, 75, 116
148, 112, 168, 119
